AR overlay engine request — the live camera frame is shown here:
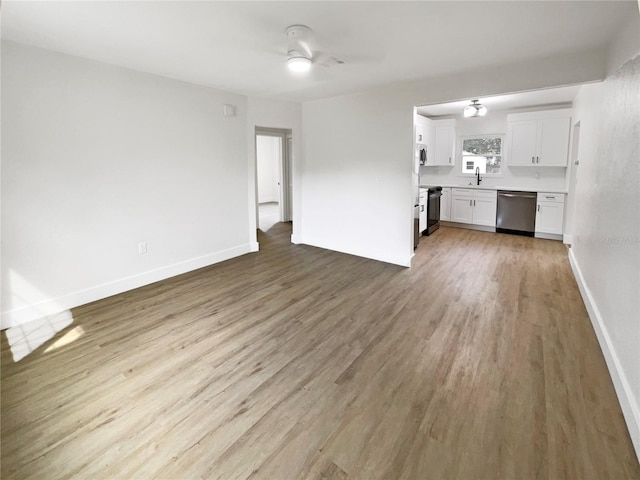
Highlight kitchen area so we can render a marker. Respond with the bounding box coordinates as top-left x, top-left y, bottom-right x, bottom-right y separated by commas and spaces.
413, 86, 579, 248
